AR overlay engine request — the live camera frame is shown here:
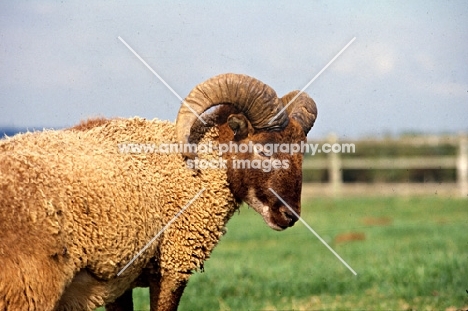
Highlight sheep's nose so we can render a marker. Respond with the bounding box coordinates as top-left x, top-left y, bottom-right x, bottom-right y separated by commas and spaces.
279, 206, 299, 226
